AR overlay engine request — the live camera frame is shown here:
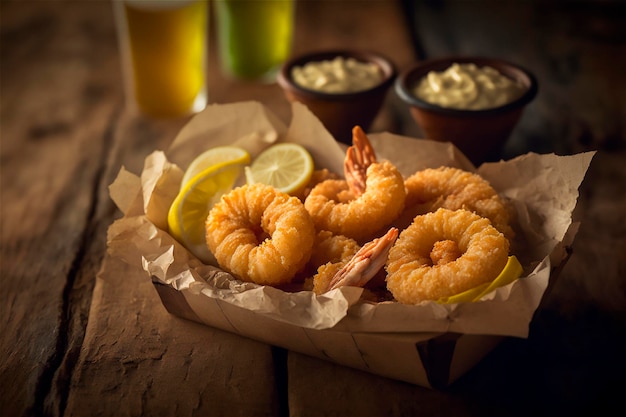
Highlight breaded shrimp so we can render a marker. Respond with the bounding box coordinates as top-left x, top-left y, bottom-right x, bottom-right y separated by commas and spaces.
308, 230, 360, 294
400, 166, 514, 239
304, 128, 406, 242
206, 183, 315, 286
293, 168, 341, 202
310, 230, 360, 267
385, 208, 509, 304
